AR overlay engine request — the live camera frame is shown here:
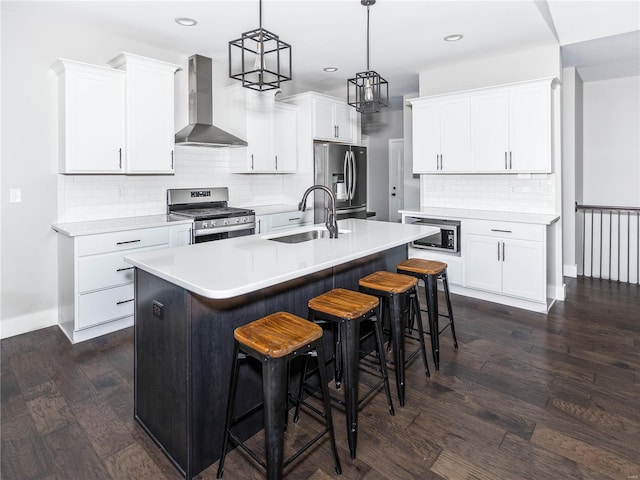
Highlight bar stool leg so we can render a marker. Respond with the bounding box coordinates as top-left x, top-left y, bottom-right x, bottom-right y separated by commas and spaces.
263, 357, 287, 480
315, 339, 342, 474
341, 318, 361, 459
411, 290, 431, 377
425, 273, 440, 370
442, 273, 459, 349
371, 313, 395, 416
217, 343, 241, 479
292, 354, 309, 424
389, 294, 406, 407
